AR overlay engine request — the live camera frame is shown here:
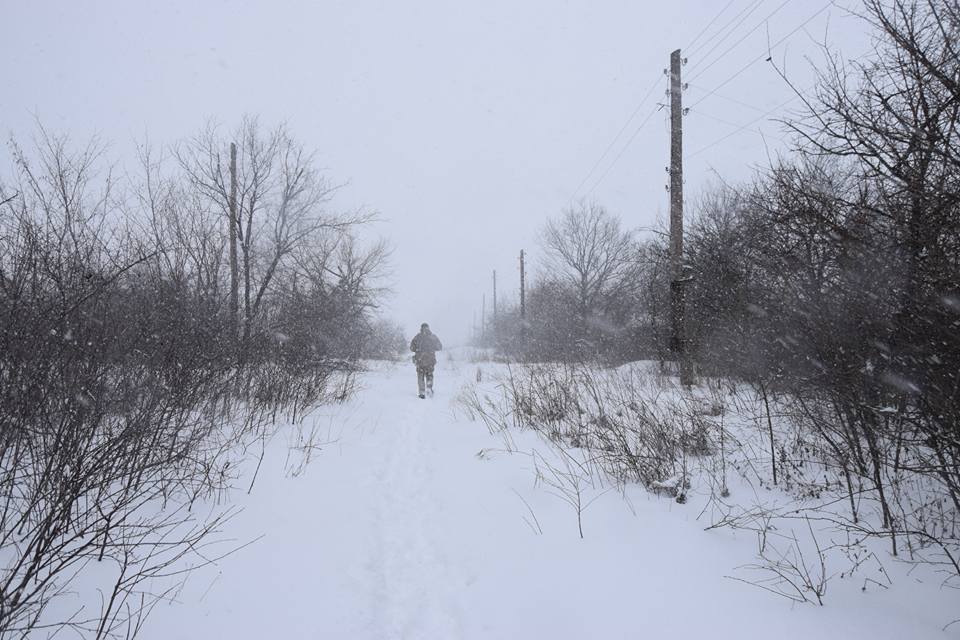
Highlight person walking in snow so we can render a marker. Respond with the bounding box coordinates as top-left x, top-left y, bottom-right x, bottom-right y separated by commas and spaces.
410, 323, 443, 399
